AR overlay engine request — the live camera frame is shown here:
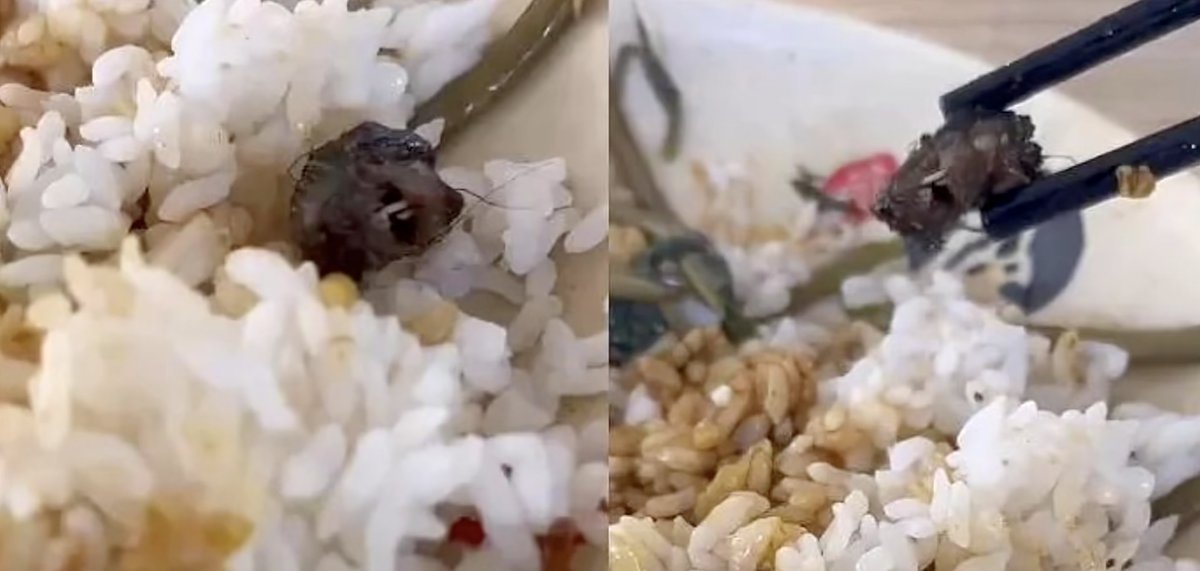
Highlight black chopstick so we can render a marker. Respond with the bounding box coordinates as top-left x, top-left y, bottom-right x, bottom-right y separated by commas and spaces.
941, 0, 1200, 117
936, 0, 1200, 239
981, 115, 1200, 240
